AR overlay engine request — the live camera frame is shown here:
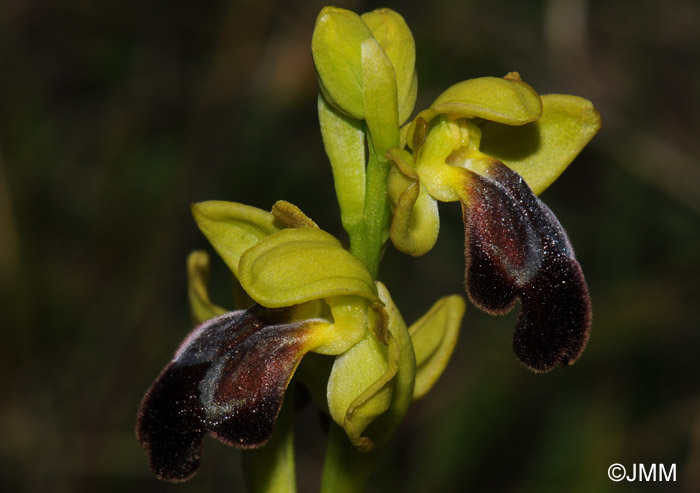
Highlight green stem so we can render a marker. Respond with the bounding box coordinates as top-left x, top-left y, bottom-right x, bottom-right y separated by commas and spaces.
241, 384, 297, 493
320, 423, 379, 493
321, 37, 399, 492
349, 126, 392, 279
